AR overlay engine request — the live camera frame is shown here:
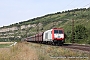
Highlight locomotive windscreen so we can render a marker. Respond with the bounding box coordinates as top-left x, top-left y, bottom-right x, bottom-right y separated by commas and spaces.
54, 30, 63, 34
